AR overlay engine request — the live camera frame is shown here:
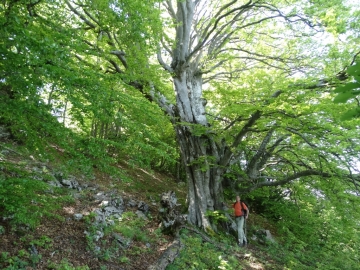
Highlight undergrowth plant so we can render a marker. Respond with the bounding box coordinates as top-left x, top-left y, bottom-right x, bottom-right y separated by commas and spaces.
0, 248, 42, 269
0, 175, 69, 229
113, 211, 150, 243
47, 259, 90, 270
83, 210, 153, 265
167, 231, 242, 270
245, 186, 360, 270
